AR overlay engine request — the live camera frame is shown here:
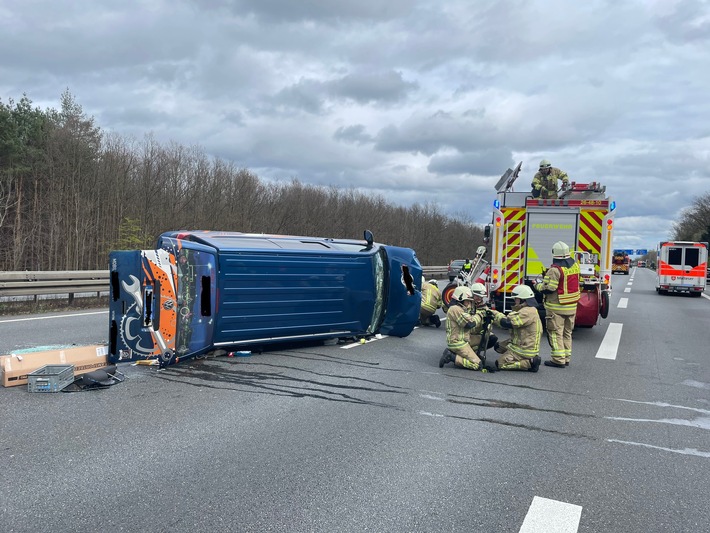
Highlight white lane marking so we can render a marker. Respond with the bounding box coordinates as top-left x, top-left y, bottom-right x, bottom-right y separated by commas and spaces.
595, 322, 623, 360
0, 310, 108, 323
418, 411, 445, 418
341, 334, 388, 349
618, 298, 628, 308
607, 439, 710, 458
610, 398, 710, 415
519, 496, 582, 533
623, 288, 631, 293
702, 293, 710, 301
626, 281, 633, 285
682, 380, 710, 390
605, 416, 710, 430
419, 393, 445, 401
